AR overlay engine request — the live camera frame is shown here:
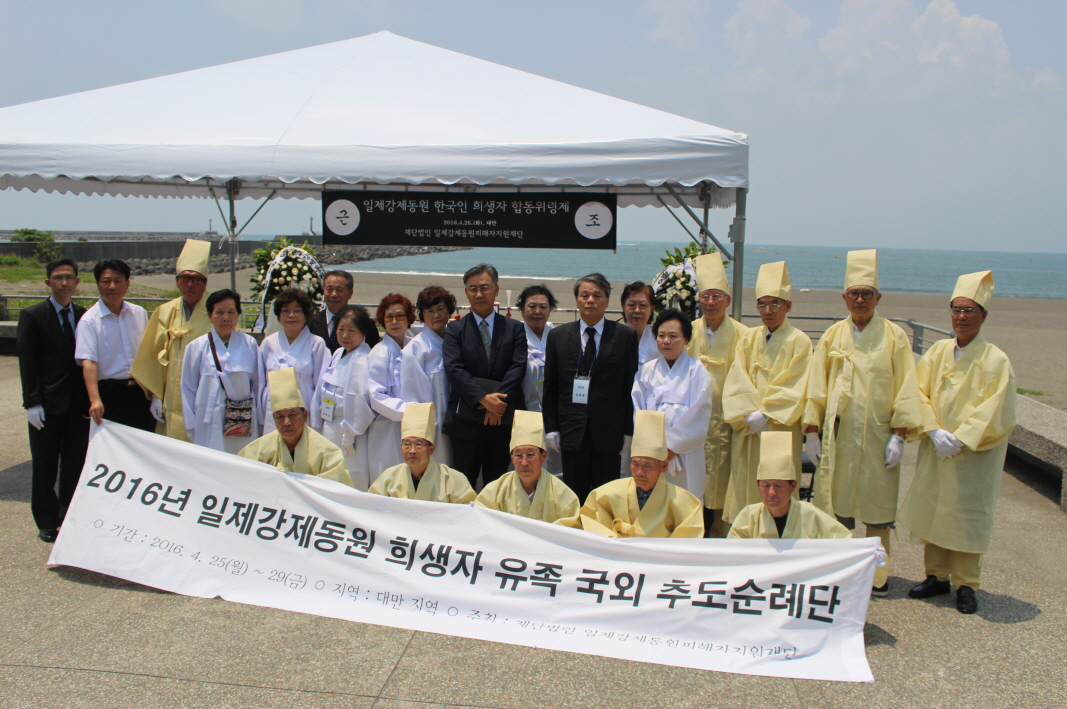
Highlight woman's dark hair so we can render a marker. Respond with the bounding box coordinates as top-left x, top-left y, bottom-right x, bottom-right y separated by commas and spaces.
334, 304, 380, 348
272, 287, 313, 319
517, 284, 558, 311
620, 281, 655, 308
376, 293, 415, 327
415, 285, 457, 321
205, 289, 243, 315
93, 259, 131, 281
651, 308, 693, 342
